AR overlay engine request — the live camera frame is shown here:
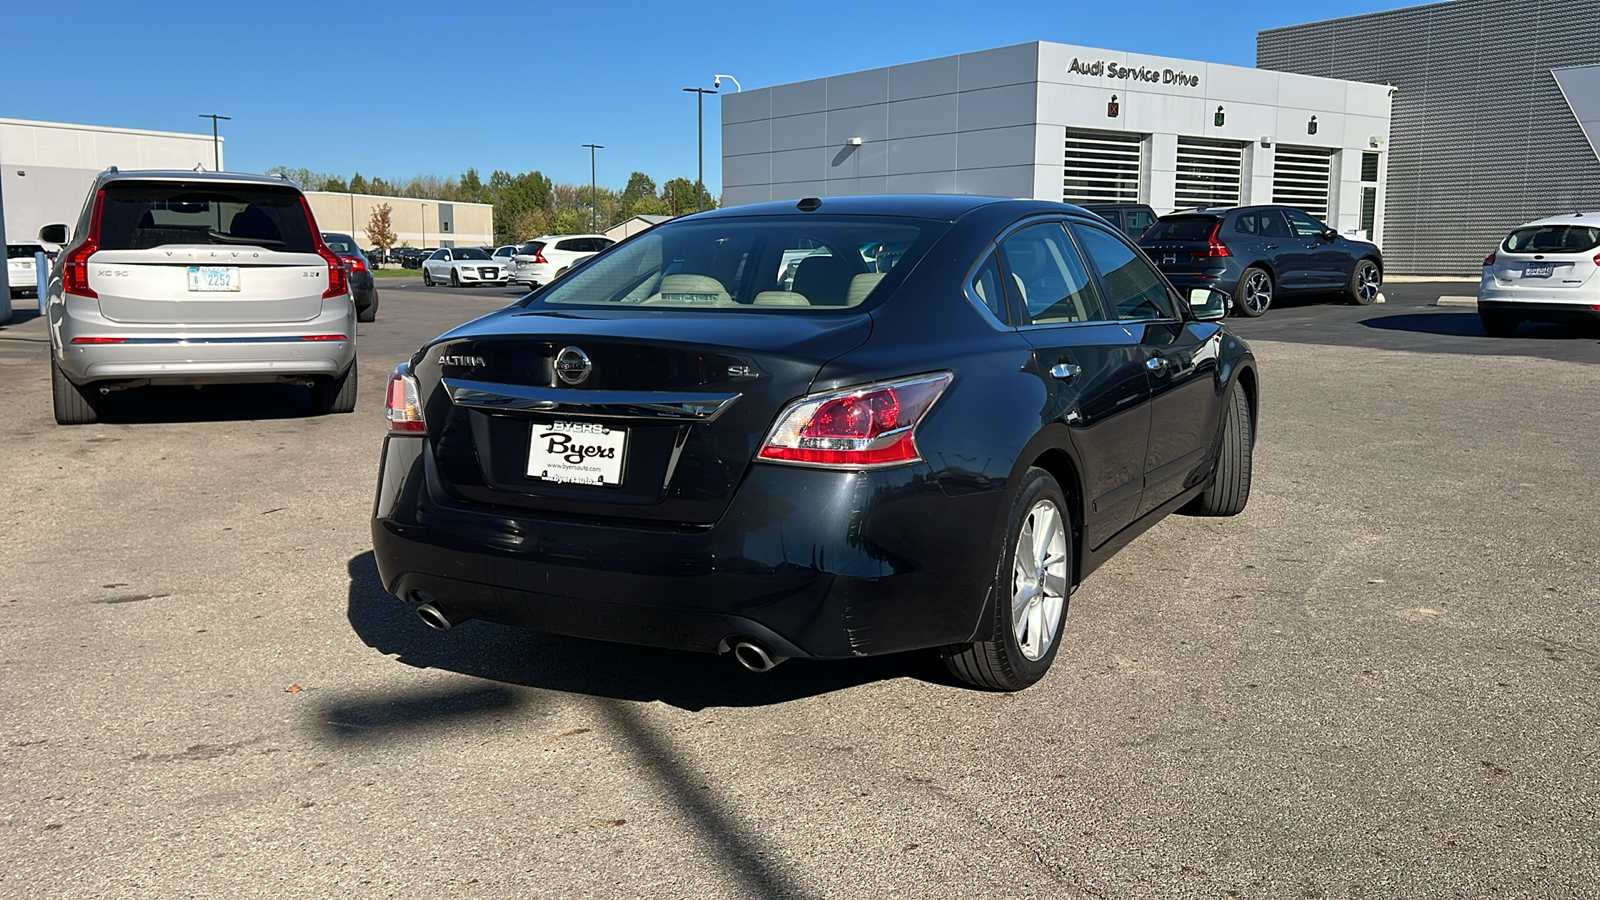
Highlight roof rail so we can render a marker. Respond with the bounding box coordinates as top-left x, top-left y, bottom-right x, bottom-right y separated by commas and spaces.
103, 165, 118, 175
